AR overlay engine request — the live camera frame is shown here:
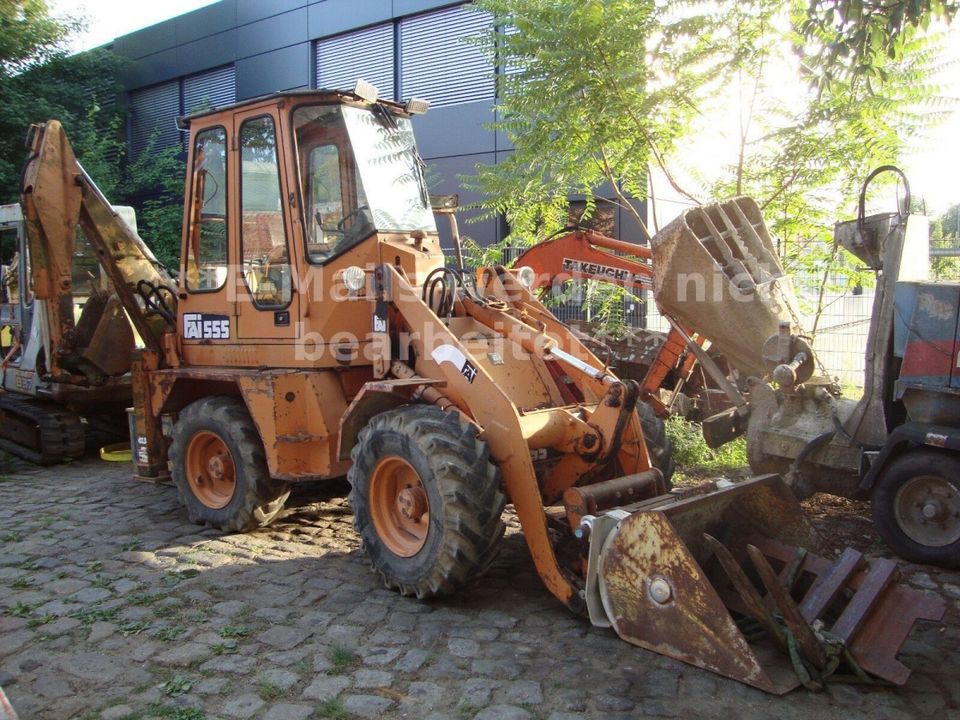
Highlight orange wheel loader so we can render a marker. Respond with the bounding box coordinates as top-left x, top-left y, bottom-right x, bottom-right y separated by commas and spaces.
18, 82, 944, 693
